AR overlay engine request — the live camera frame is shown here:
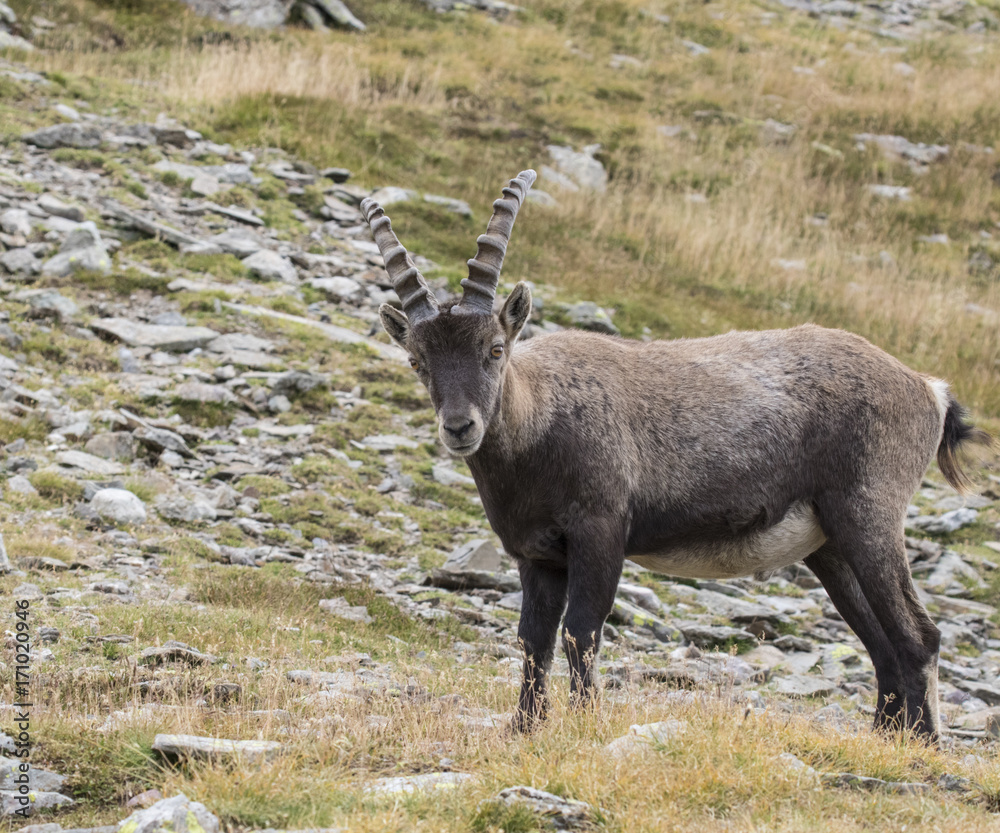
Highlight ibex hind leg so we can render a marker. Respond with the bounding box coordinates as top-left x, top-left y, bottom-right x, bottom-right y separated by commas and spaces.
805, 541, 910, 733
817, 503, 941, 740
